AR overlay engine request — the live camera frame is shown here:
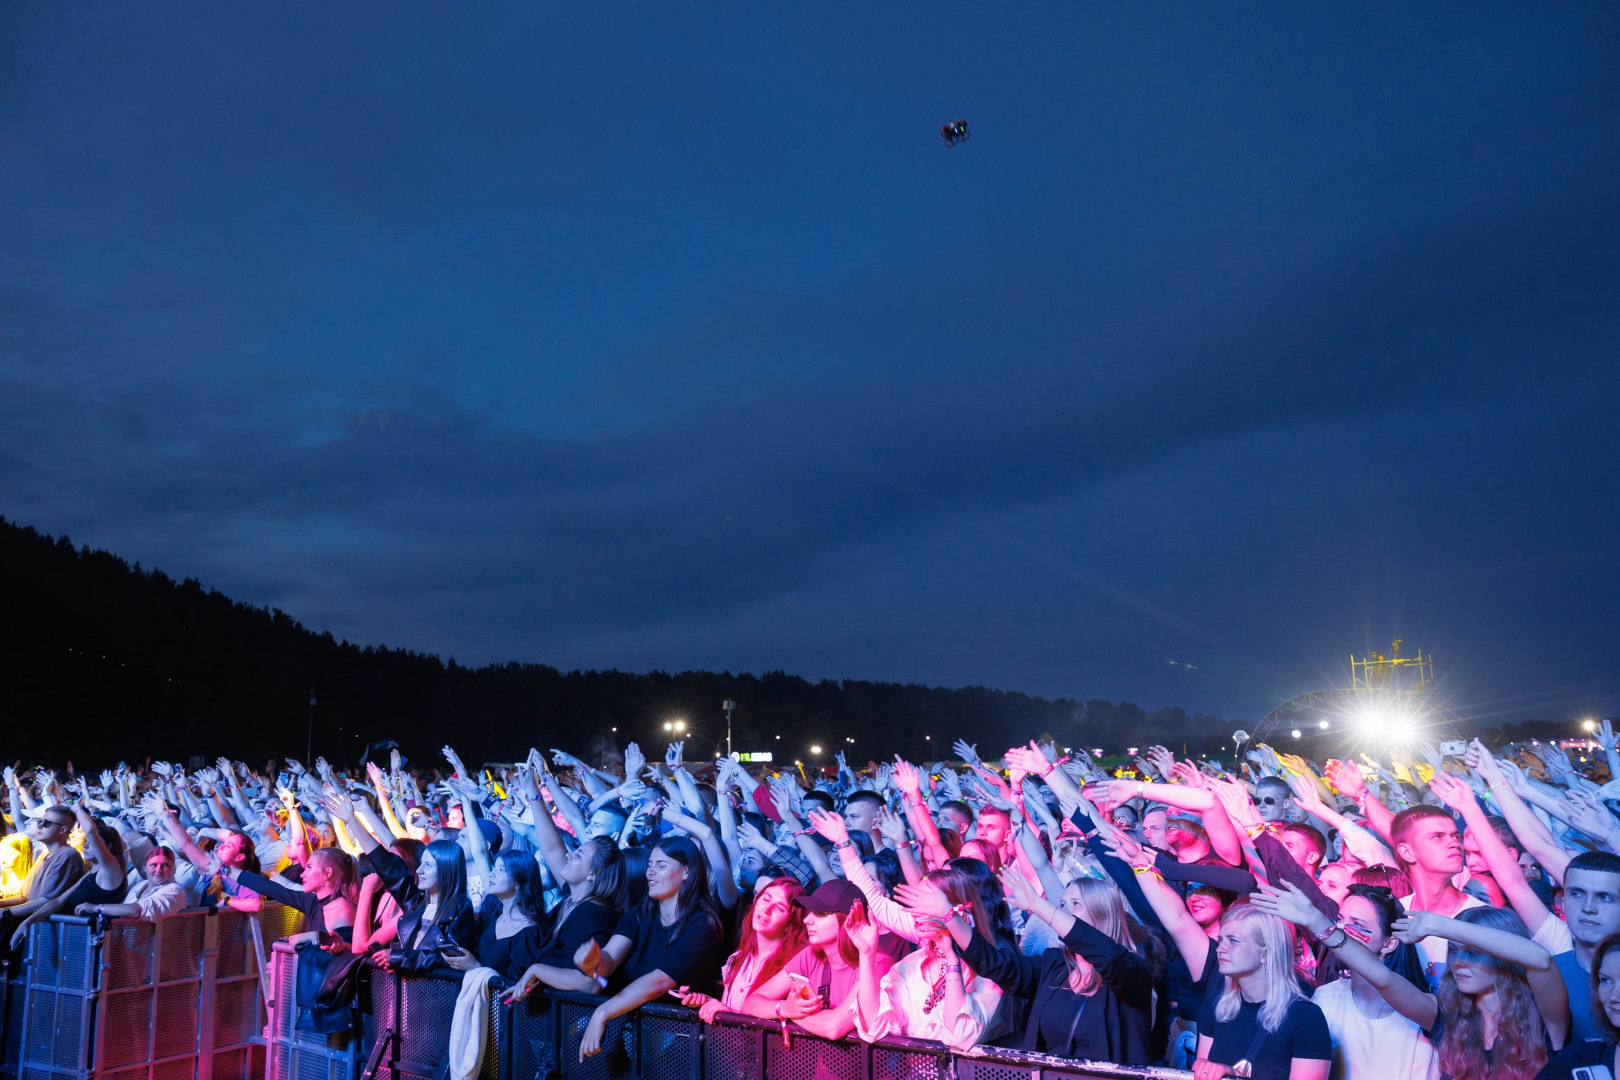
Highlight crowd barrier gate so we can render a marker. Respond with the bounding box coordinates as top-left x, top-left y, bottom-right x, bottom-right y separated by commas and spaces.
5, 904, 301, 1080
